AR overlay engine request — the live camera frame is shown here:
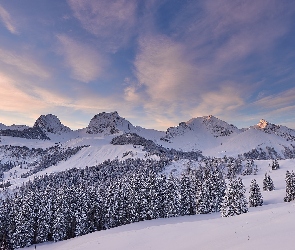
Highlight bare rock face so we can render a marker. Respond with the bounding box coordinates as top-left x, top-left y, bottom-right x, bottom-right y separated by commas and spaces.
34, 114, 72, 134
